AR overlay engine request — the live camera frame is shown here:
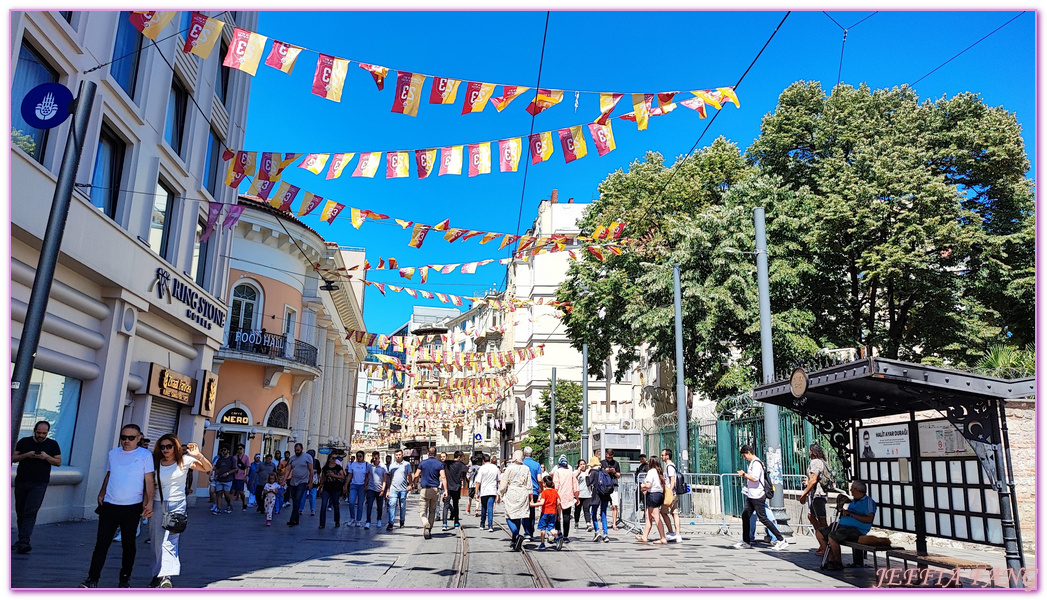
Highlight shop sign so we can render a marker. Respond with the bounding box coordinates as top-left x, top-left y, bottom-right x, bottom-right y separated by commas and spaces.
197, 370, 219, 419
220, 407, 250, 425
147, 363, 195, 405
149, 267, 227, 330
